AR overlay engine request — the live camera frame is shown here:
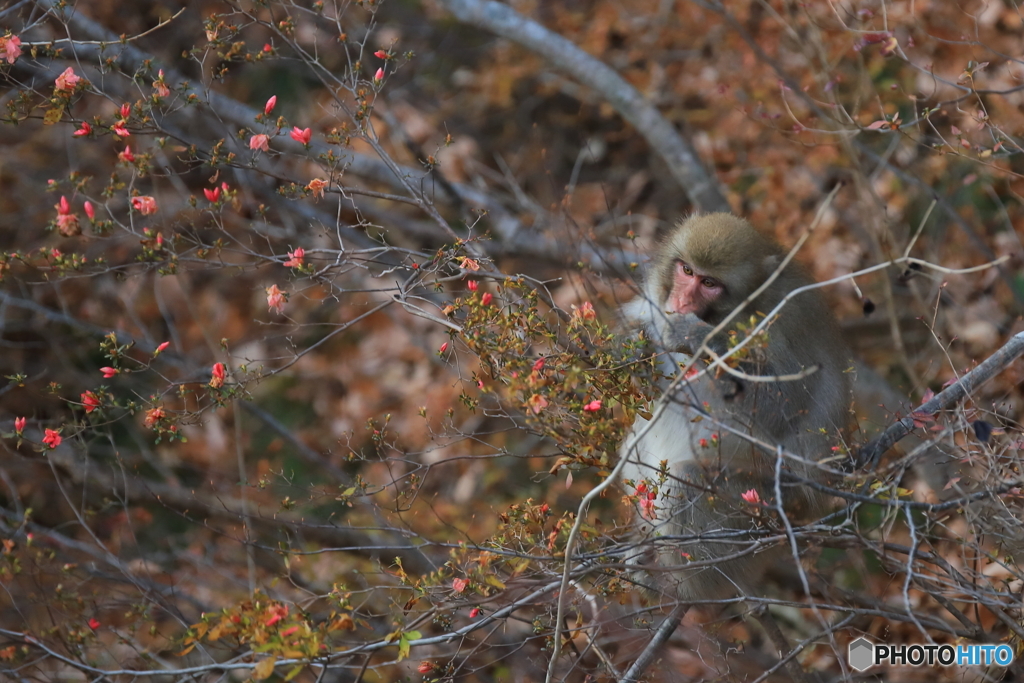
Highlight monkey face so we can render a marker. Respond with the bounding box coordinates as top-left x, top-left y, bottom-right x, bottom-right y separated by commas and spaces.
666, 260, 724, 318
